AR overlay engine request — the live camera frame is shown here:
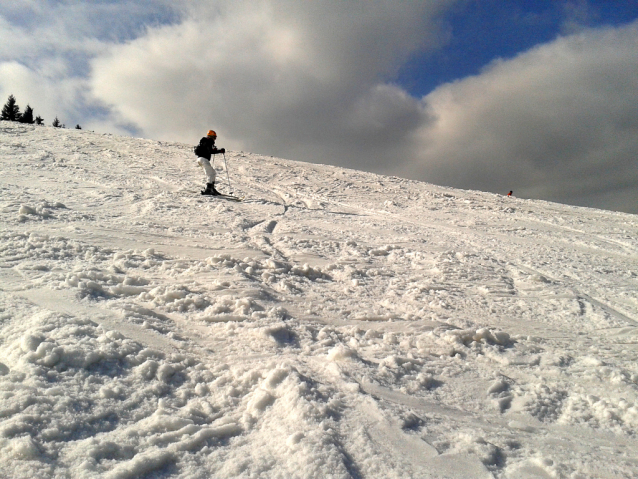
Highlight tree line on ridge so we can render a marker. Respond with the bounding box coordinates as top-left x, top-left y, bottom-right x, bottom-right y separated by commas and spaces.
1, 94, 81, 129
